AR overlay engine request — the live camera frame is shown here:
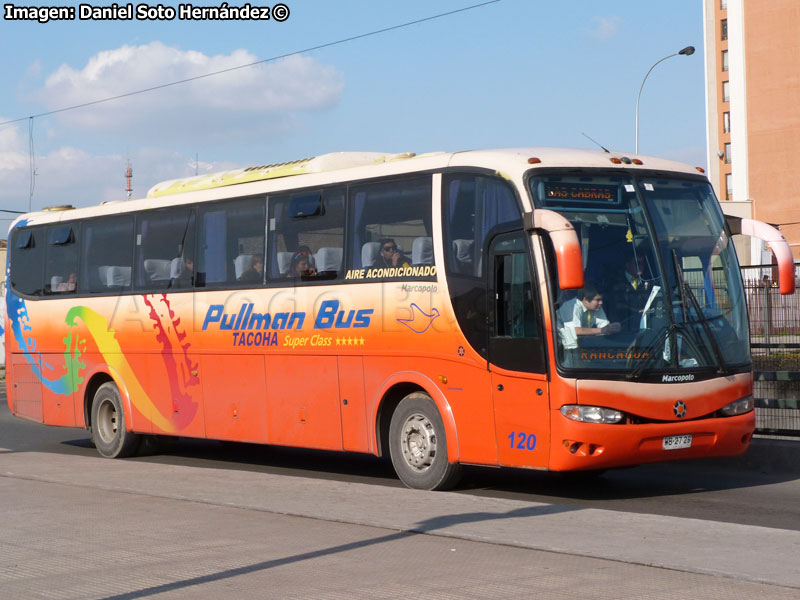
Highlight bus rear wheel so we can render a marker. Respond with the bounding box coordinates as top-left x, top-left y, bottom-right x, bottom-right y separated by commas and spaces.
90, 382, 140, 458
389, 392, 461, 491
